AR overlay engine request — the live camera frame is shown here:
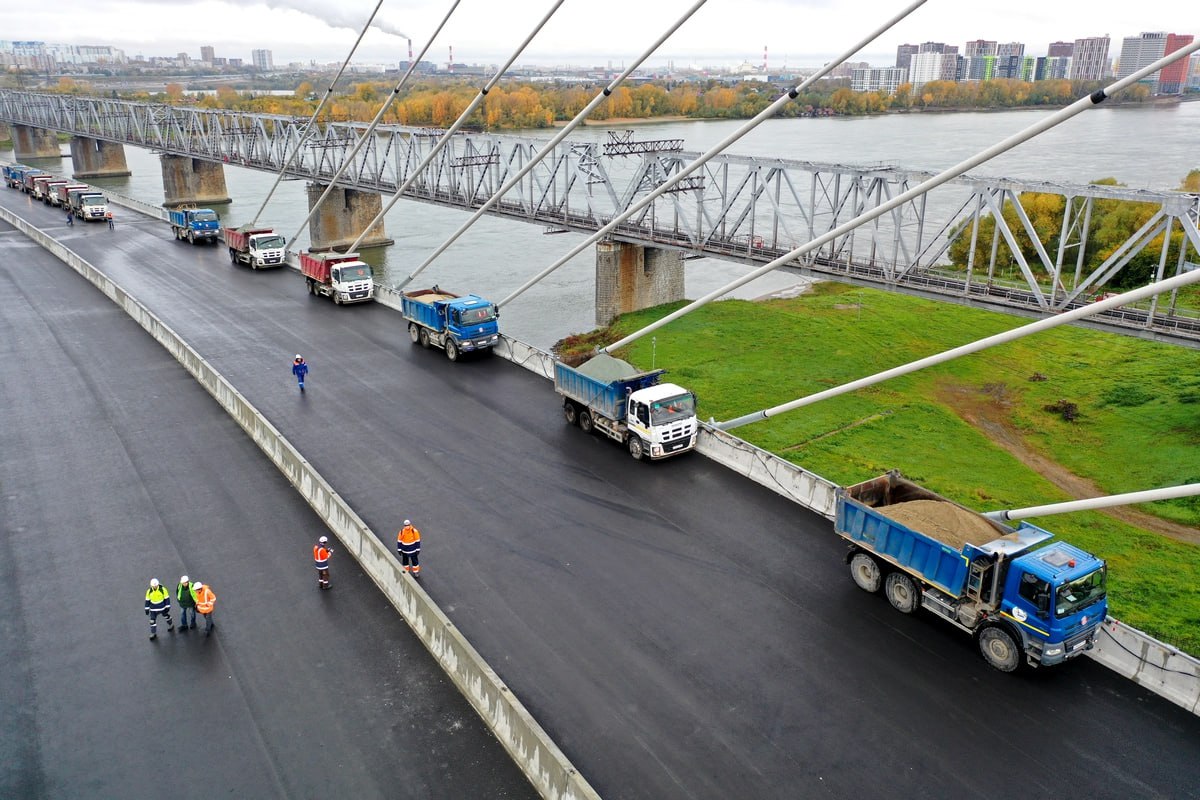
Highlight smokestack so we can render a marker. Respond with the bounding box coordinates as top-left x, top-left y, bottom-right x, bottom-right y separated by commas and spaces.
449, 45, 453, 73
763, 45, 768, 74
408, 38, 413, 63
